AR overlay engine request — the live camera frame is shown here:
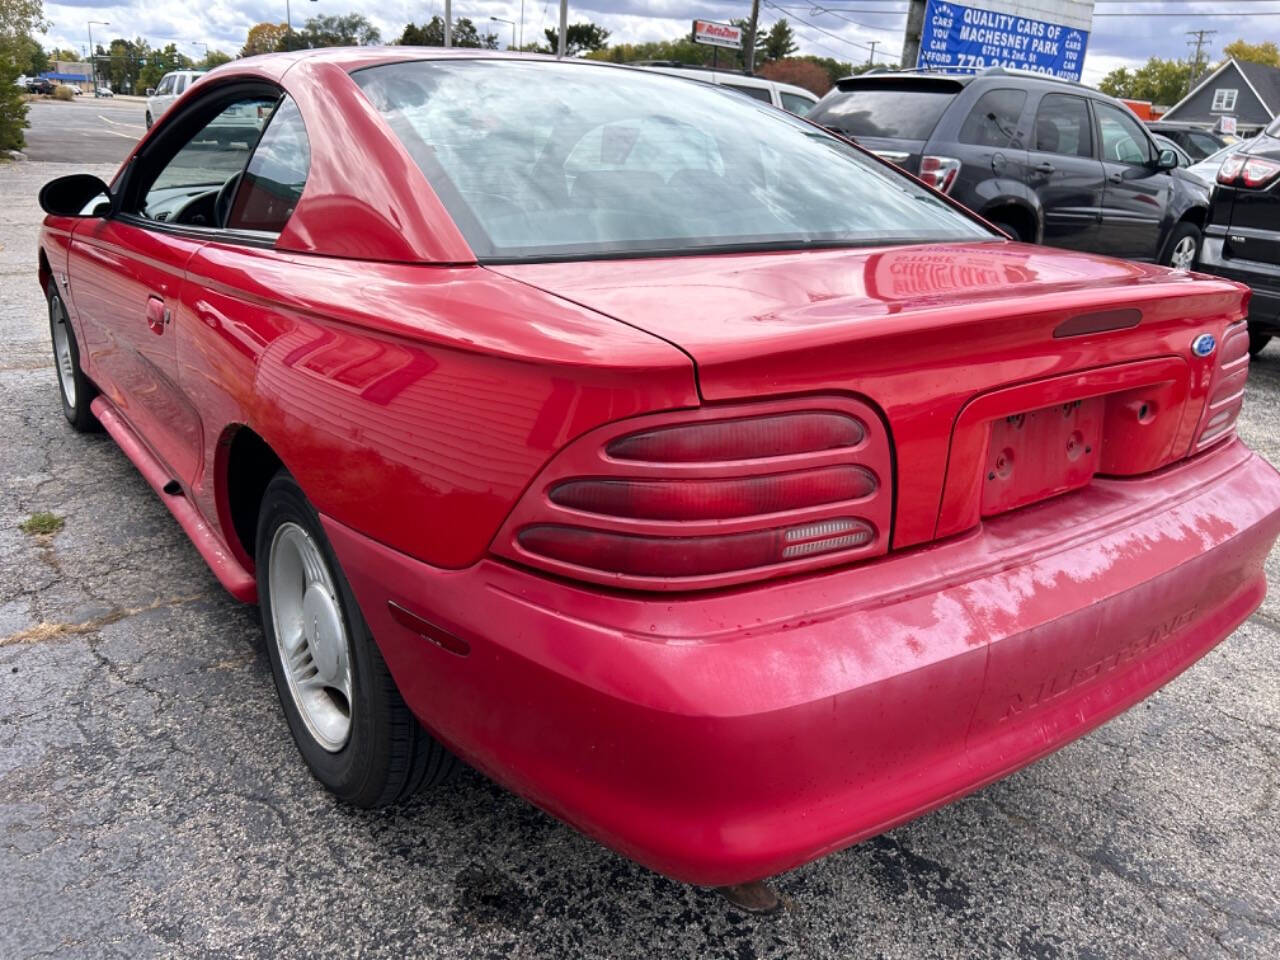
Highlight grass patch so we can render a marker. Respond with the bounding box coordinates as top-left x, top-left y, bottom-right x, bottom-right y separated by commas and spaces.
19, 512, 64, 536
